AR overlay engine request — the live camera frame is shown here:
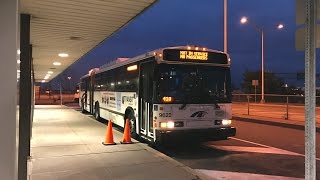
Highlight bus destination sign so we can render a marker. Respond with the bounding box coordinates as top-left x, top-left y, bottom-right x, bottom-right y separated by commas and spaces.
162, 49, 228, 64
179, 51, 208, 61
